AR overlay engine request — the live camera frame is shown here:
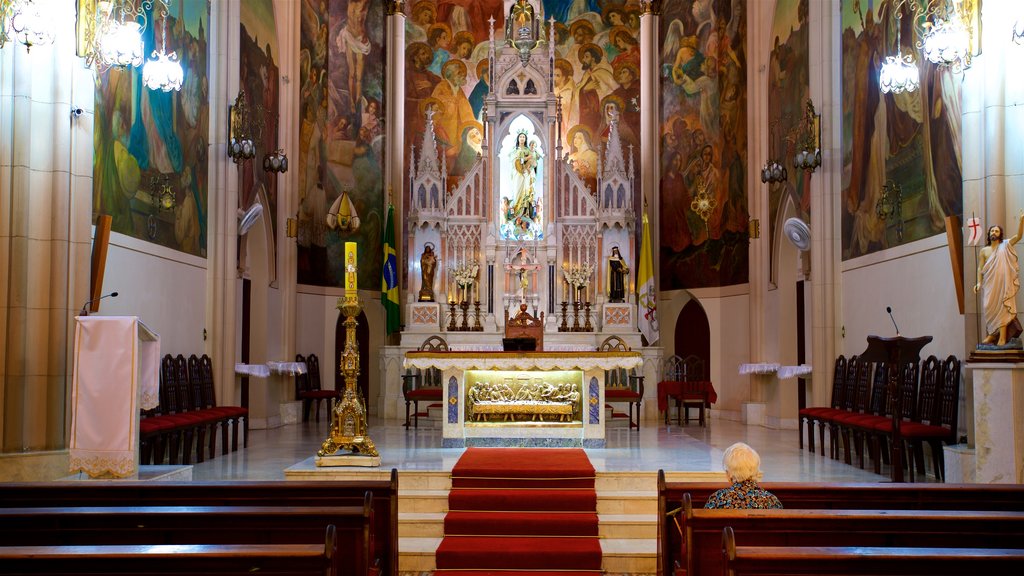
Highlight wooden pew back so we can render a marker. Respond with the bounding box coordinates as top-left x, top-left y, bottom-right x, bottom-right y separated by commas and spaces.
0, 473, 399, 576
